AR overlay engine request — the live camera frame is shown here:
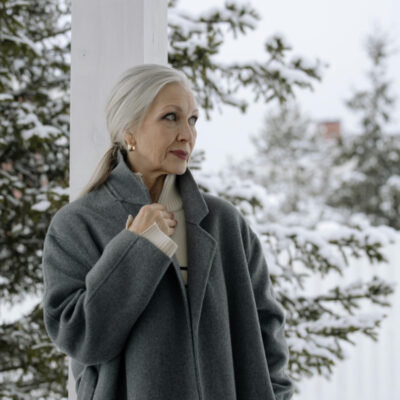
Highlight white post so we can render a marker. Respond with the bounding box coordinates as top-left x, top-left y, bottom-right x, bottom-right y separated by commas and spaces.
68, 0, 168, 398
70, 0, 168, 201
